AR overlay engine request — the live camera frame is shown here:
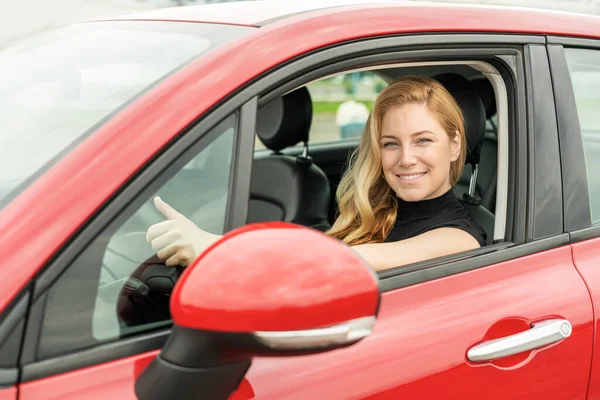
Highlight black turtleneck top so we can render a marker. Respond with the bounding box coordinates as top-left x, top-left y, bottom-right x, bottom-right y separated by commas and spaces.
384, 189, 487, 246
